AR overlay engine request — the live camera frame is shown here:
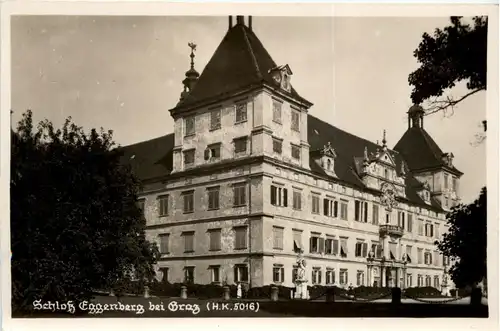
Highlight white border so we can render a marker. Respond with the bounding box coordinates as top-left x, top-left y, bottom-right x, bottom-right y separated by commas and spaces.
1, 2, 498, 331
